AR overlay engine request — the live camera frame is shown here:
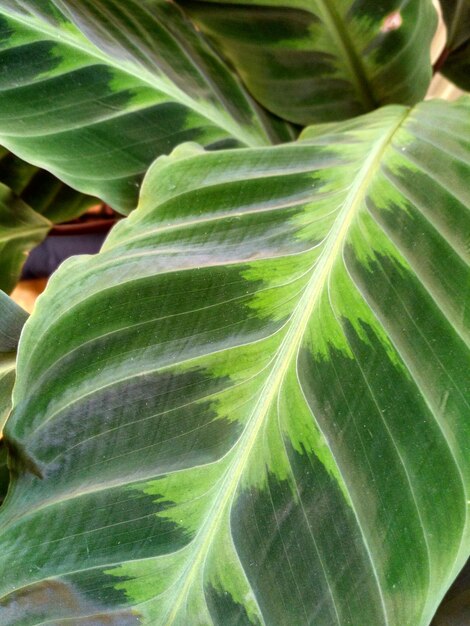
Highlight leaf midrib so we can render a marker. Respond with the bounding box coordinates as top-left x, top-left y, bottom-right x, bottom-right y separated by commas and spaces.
0, 8, 265, 148
314, 0, 376, 110
163, 108, 410, 625
0, 222, 50, 243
